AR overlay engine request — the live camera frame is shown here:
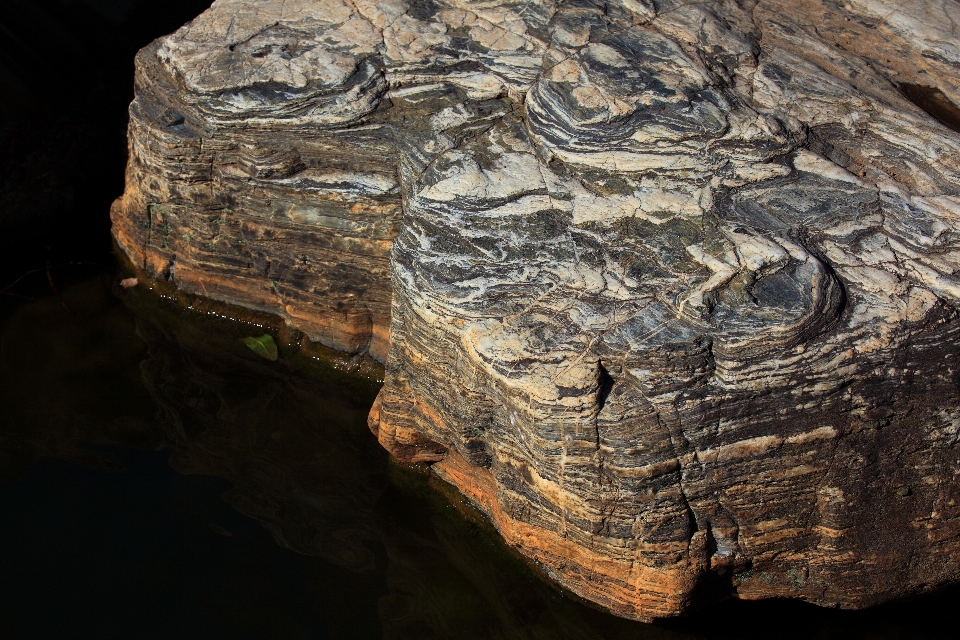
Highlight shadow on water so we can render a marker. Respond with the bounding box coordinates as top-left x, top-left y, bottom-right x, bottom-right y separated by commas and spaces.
1, 270, 959, 639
